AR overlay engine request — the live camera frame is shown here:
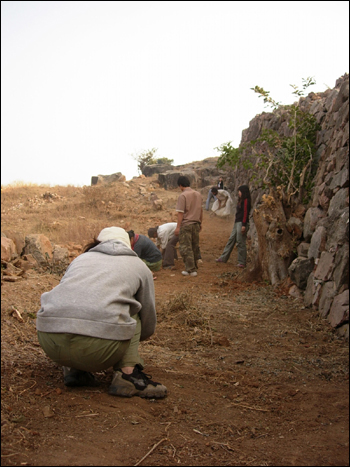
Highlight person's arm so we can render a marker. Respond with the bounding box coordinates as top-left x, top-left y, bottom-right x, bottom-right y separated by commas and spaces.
135, 268, 157, 341
241, 199, 248, 234
174, 212, 184, 236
